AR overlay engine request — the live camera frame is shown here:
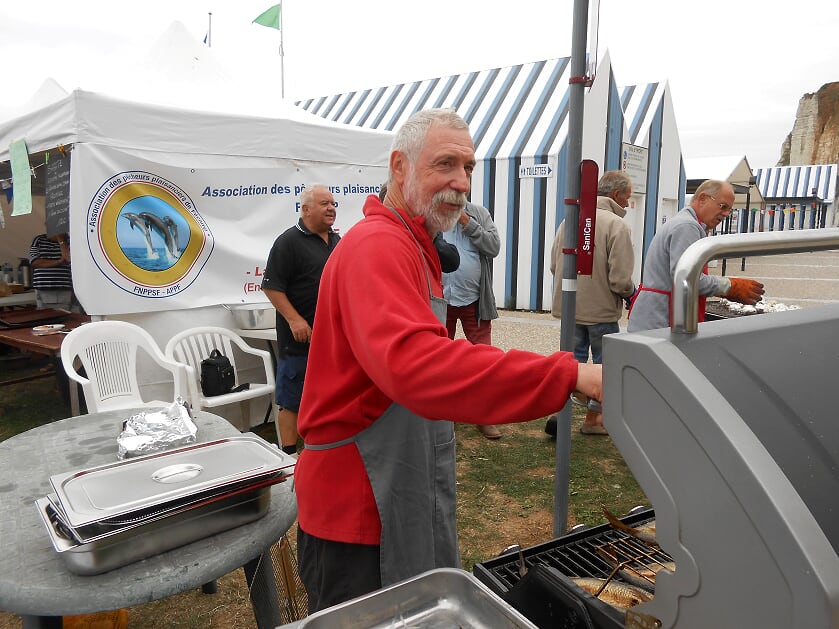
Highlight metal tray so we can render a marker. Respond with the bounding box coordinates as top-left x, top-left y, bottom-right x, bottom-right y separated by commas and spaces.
46, 471, 286, 543
36, 485, 272, 575
49, 436, 293, 528
298, 568, 537, 628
